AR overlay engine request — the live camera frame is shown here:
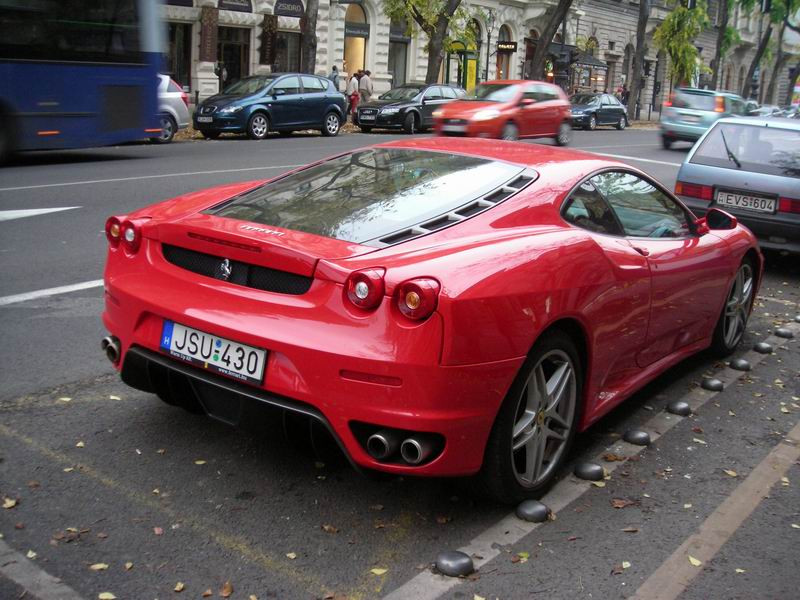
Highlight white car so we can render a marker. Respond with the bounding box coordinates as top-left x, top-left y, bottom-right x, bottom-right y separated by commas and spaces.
153, 74, 190, 143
